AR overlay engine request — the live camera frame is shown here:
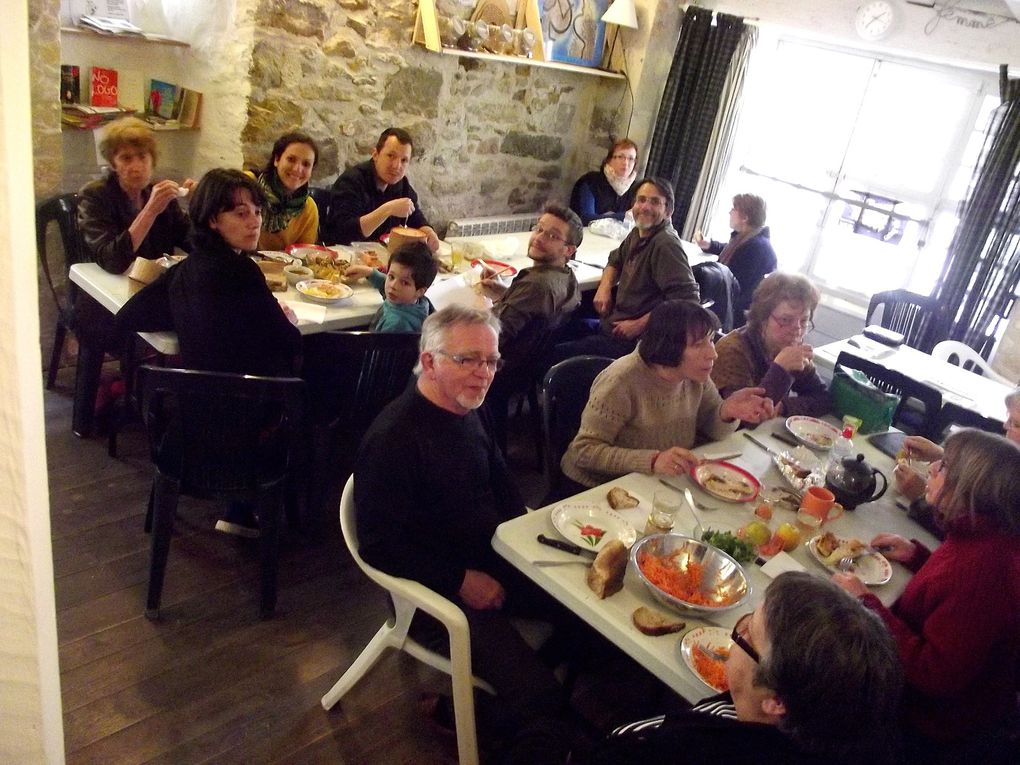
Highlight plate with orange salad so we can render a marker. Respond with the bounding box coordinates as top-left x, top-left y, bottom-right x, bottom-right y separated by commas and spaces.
680, 626, 732, 693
